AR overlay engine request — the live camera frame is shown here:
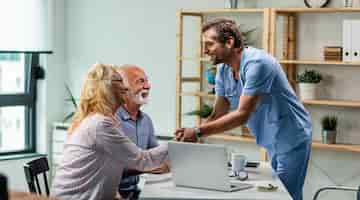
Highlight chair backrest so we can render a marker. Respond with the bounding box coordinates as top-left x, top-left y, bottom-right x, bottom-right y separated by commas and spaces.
24, 157, 50, 196
0, 173, 8, 200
